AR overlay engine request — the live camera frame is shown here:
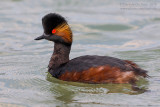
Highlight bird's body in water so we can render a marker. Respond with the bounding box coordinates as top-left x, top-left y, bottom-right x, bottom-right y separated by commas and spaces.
35, 13, 148, 85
